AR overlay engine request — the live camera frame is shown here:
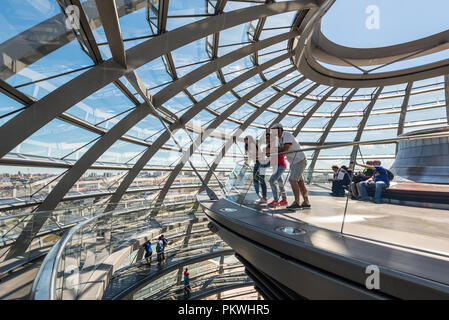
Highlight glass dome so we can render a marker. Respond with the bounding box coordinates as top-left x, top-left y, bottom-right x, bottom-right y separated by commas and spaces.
0, 0, 448, 271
